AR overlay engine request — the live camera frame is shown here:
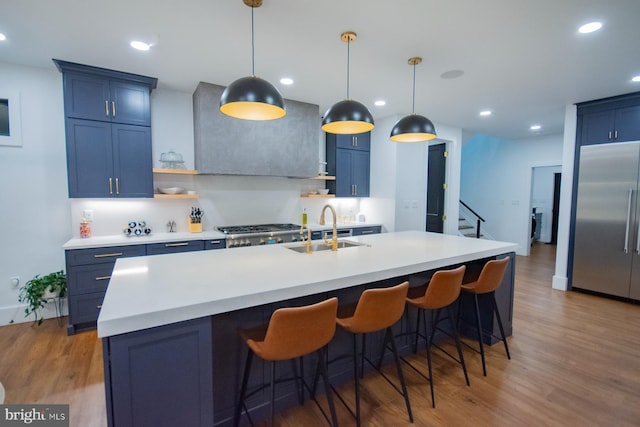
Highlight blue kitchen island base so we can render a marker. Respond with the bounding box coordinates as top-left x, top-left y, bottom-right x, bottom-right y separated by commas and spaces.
101, 251, 515, 427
